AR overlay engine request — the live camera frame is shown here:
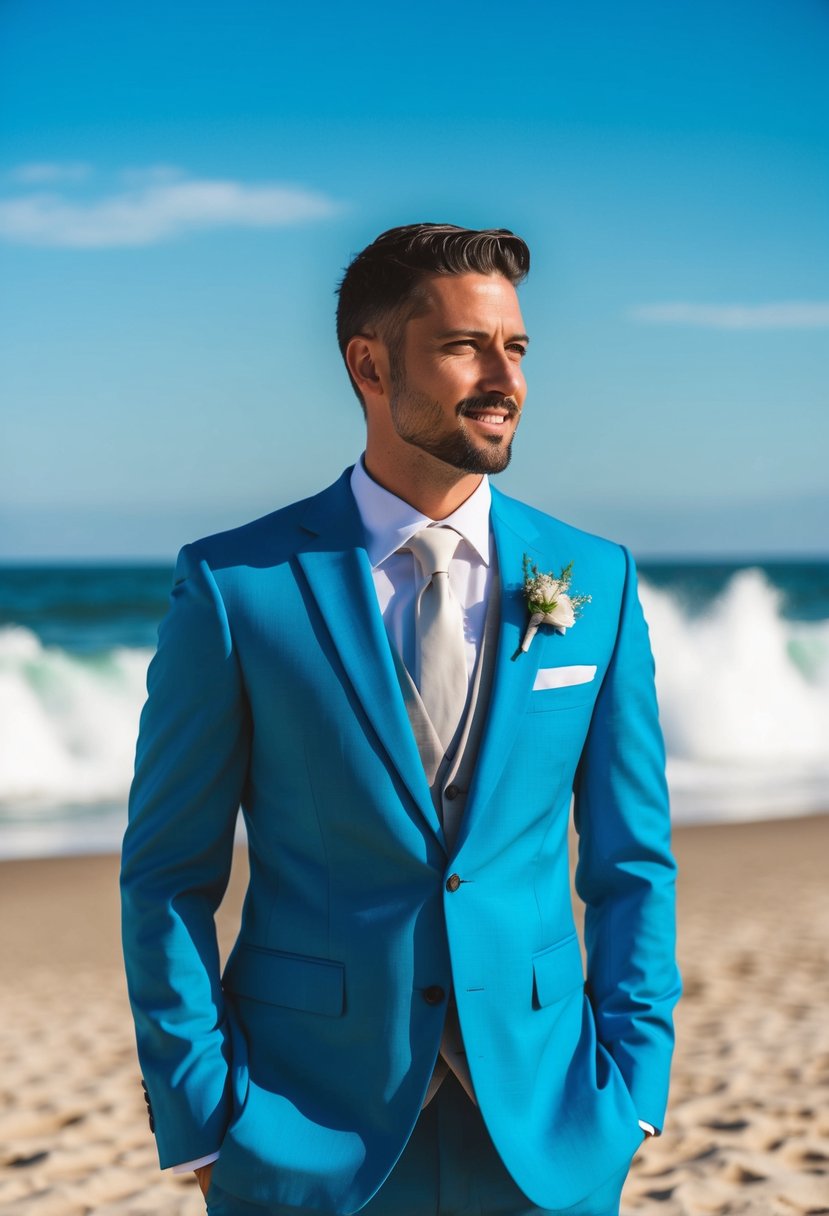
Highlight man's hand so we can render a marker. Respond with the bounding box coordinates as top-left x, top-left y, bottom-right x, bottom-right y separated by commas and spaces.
195, 1162, 214, 1198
